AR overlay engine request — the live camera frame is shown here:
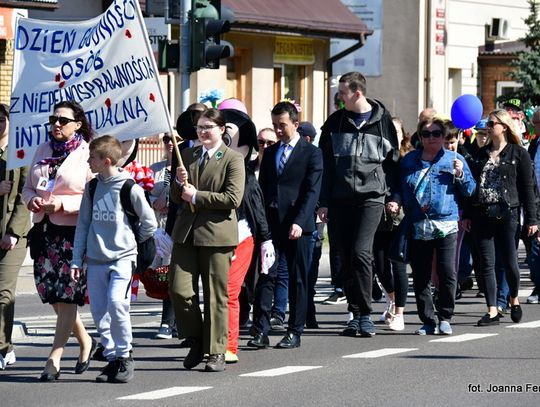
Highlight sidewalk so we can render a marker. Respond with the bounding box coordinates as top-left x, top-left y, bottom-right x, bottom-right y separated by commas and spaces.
16, 250, 36, 296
